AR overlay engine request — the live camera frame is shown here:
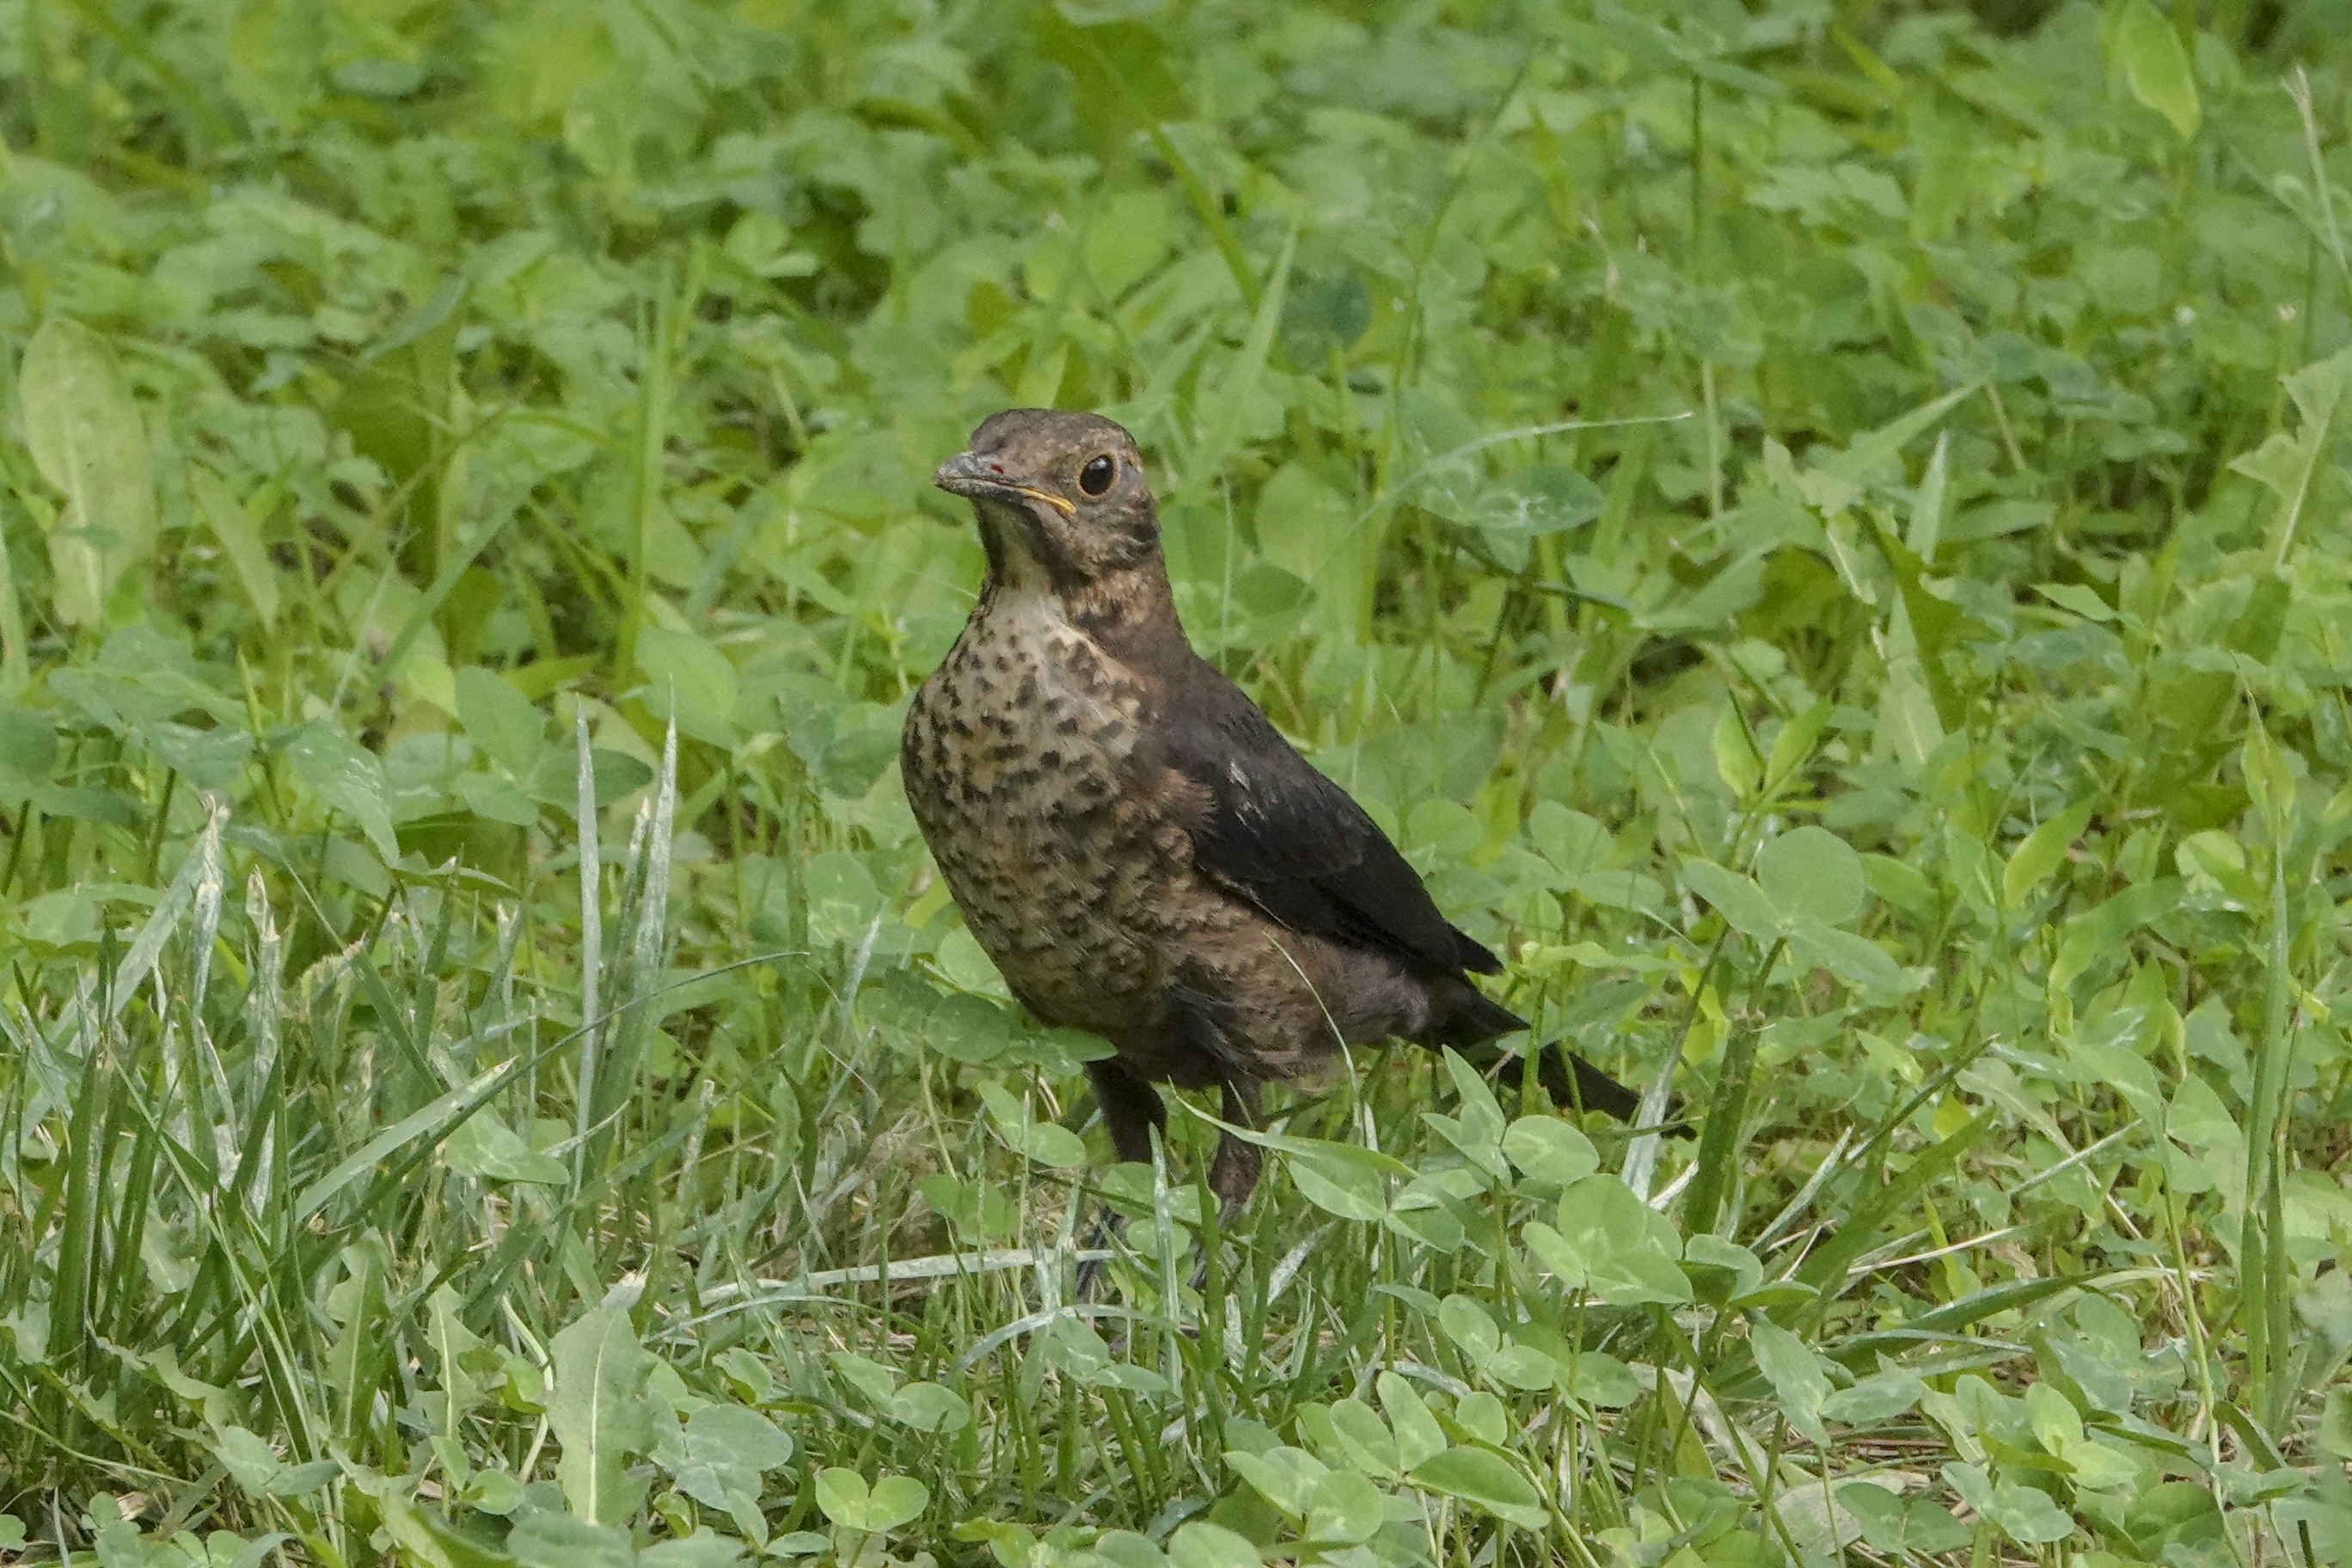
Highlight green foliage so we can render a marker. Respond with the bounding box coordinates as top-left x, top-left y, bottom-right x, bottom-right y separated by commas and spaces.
3, 0, 2352, 1564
